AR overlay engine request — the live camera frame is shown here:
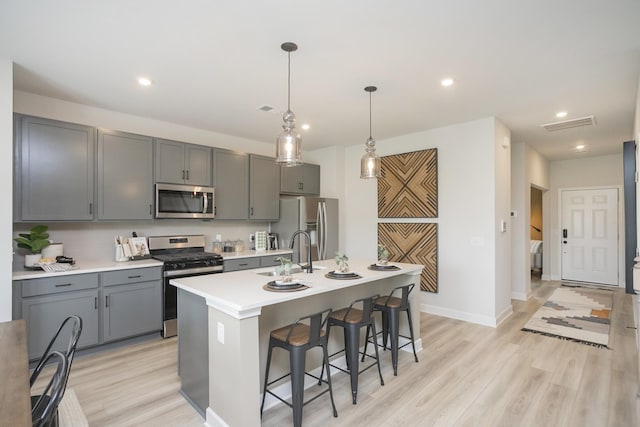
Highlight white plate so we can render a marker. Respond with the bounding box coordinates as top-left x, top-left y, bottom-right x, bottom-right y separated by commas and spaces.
331, 270, 358, 275
375, 262, 392, 267
274, 279, 300, 286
